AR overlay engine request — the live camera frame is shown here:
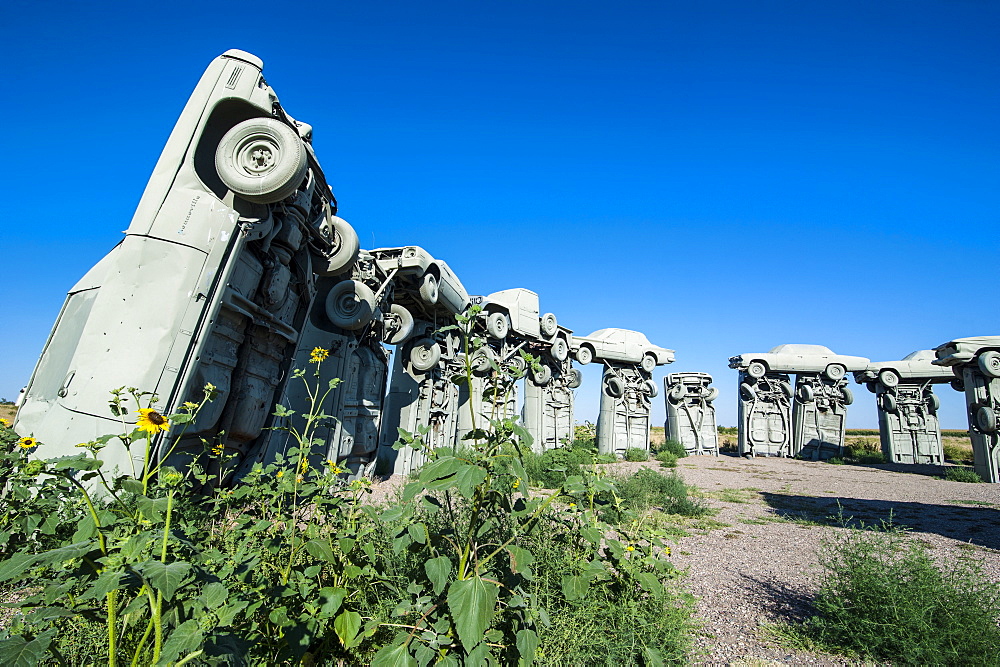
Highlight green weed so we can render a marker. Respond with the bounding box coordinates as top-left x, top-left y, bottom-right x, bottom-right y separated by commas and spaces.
786, 522, 1000, 663
943, 466, 983, 483
623, 447, 649, 462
